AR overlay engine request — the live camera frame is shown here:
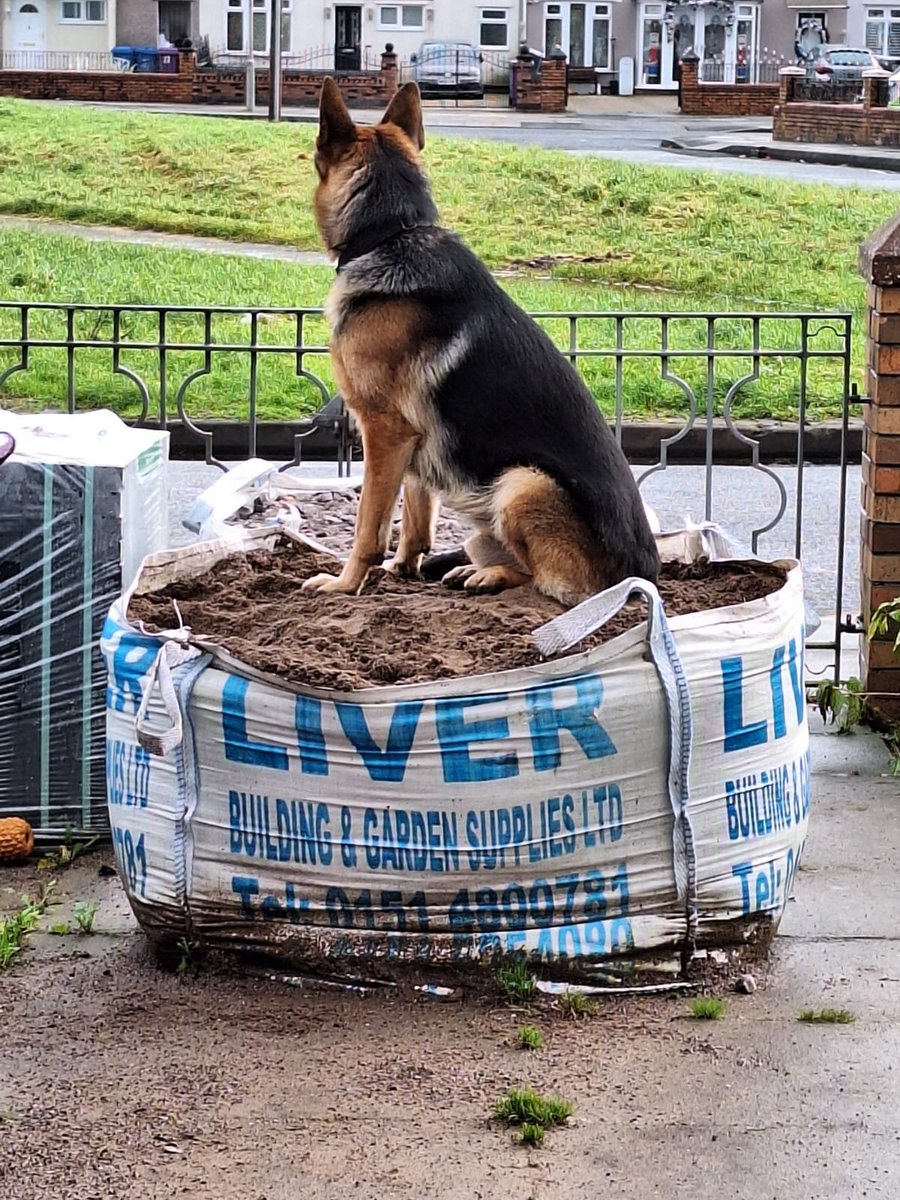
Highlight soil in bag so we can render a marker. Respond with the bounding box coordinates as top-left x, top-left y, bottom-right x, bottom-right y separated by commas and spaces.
129, 541, 787, 691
